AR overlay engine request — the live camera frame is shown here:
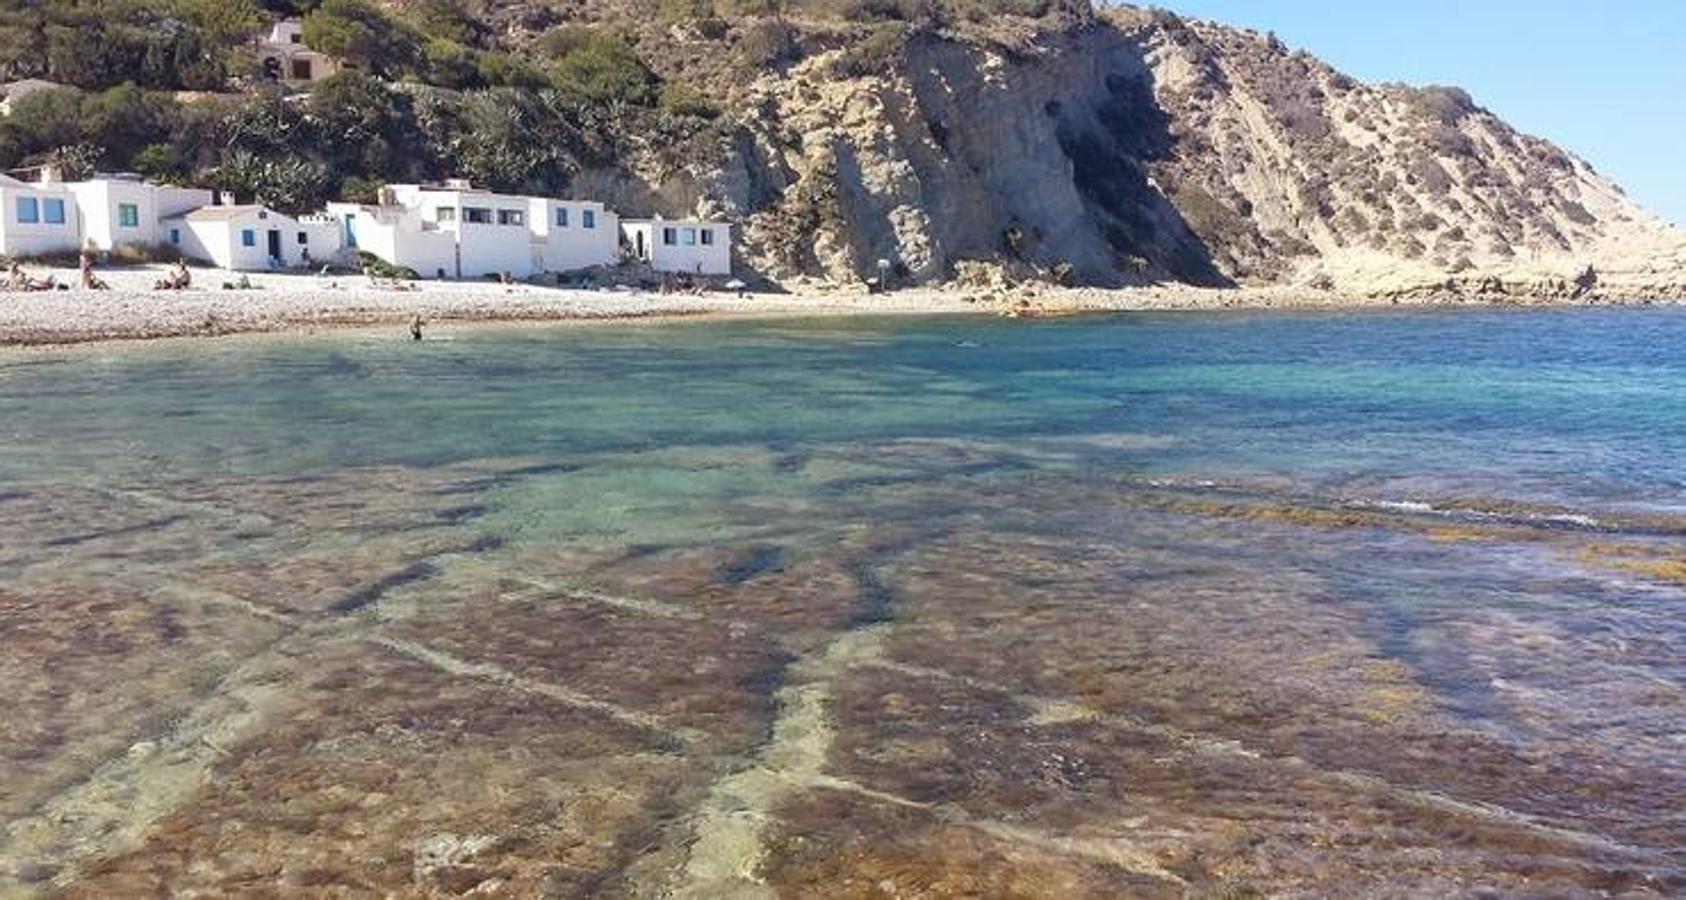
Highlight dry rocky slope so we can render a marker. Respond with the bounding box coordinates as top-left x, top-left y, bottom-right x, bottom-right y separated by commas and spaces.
588, 4, 1686, 299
